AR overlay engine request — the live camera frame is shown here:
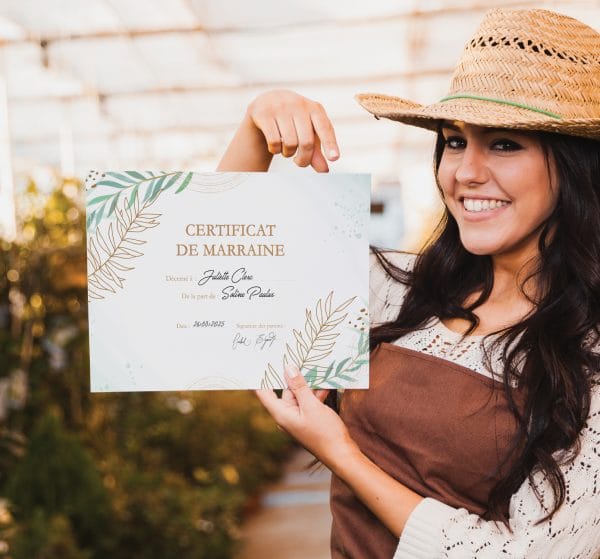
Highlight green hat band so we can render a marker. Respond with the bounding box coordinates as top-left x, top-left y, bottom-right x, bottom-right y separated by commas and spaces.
439, 94, 562, 120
